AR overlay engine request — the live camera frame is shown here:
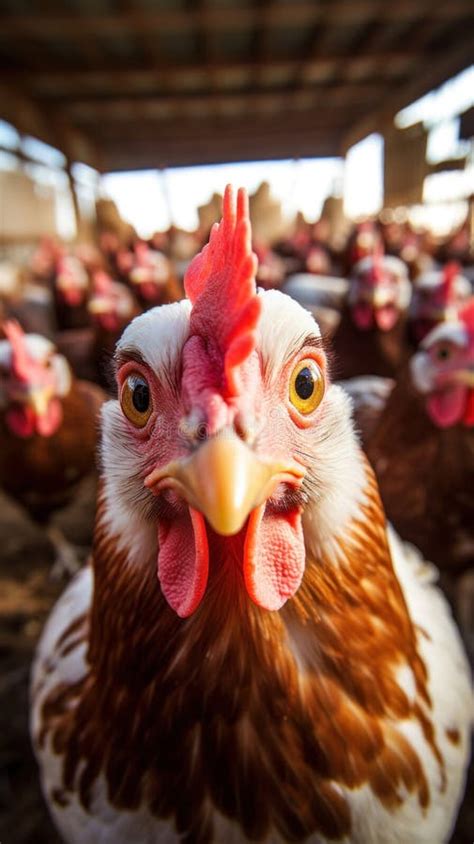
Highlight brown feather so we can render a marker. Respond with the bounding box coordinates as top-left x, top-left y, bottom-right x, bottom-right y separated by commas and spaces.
39, 460, 442, 842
